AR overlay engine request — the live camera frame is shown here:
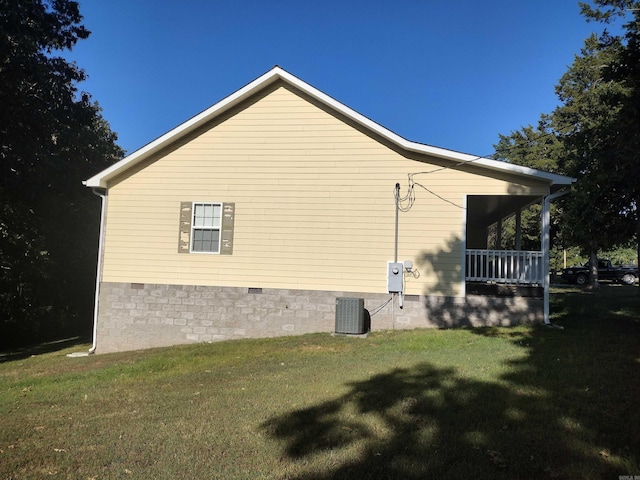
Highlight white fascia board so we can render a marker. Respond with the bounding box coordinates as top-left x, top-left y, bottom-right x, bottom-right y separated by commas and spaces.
276, 69, 575, 186
83, 66, 576, 188
452, 157, 575, 185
